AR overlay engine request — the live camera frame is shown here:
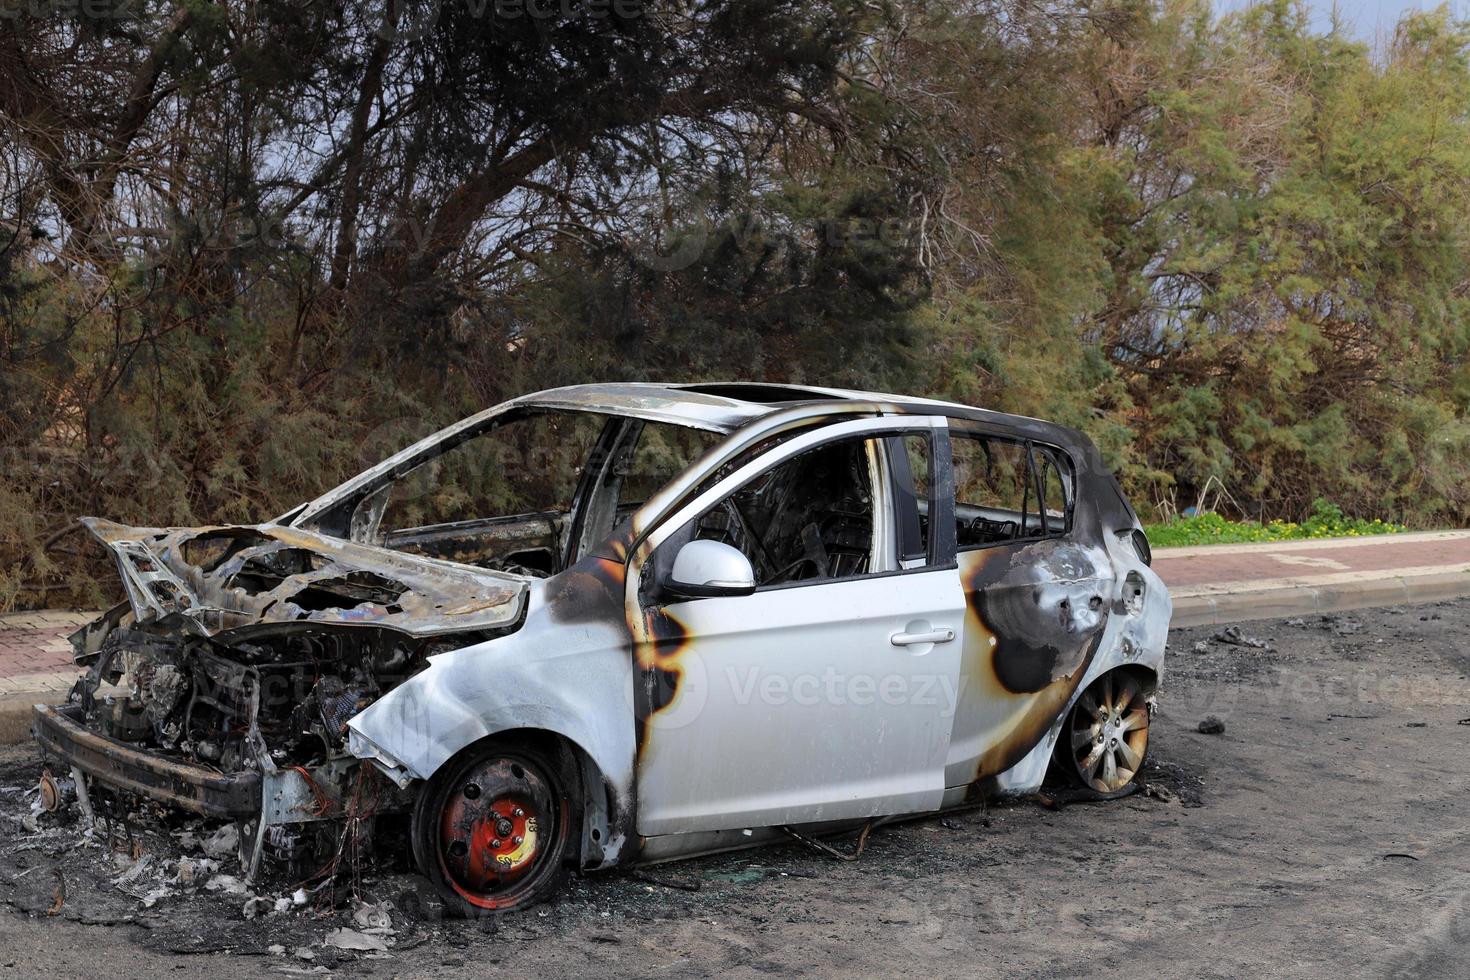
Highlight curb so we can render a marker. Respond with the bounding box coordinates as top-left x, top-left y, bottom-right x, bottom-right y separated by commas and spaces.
0, 671, 78, 748
1170, 570, 1470, 628
0, 696, 44, 748
1152, 528, 1470, 560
